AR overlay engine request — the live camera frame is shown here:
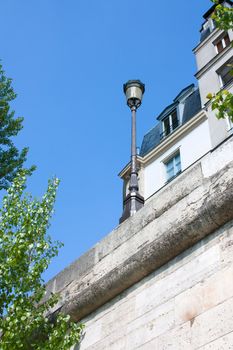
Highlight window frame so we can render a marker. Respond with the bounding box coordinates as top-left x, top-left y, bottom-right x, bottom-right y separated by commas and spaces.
217, 57, 233, 88
227, 117, 233, 131
163, 151, 182, 183
161, 109, 179, 139
214, 32, 231, 54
